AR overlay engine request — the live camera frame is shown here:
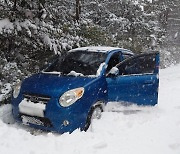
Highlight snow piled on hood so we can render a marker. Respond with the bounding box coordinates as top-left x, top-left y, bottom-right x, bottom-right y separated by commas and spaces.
0, 64, 180, 154
67, 71, 84, 77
